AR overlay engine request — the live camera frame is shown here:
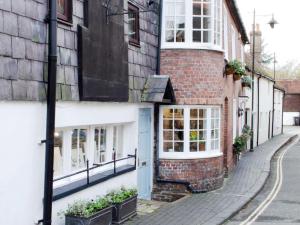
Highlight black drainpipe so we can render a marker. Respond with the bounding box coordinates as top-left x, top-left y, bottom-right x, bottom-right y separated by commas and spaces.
42, 0, 57, 224
281, 92, 285, 134
154, 0, 163, 179
256, 75, 261, 147
272, 85, 275, 137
